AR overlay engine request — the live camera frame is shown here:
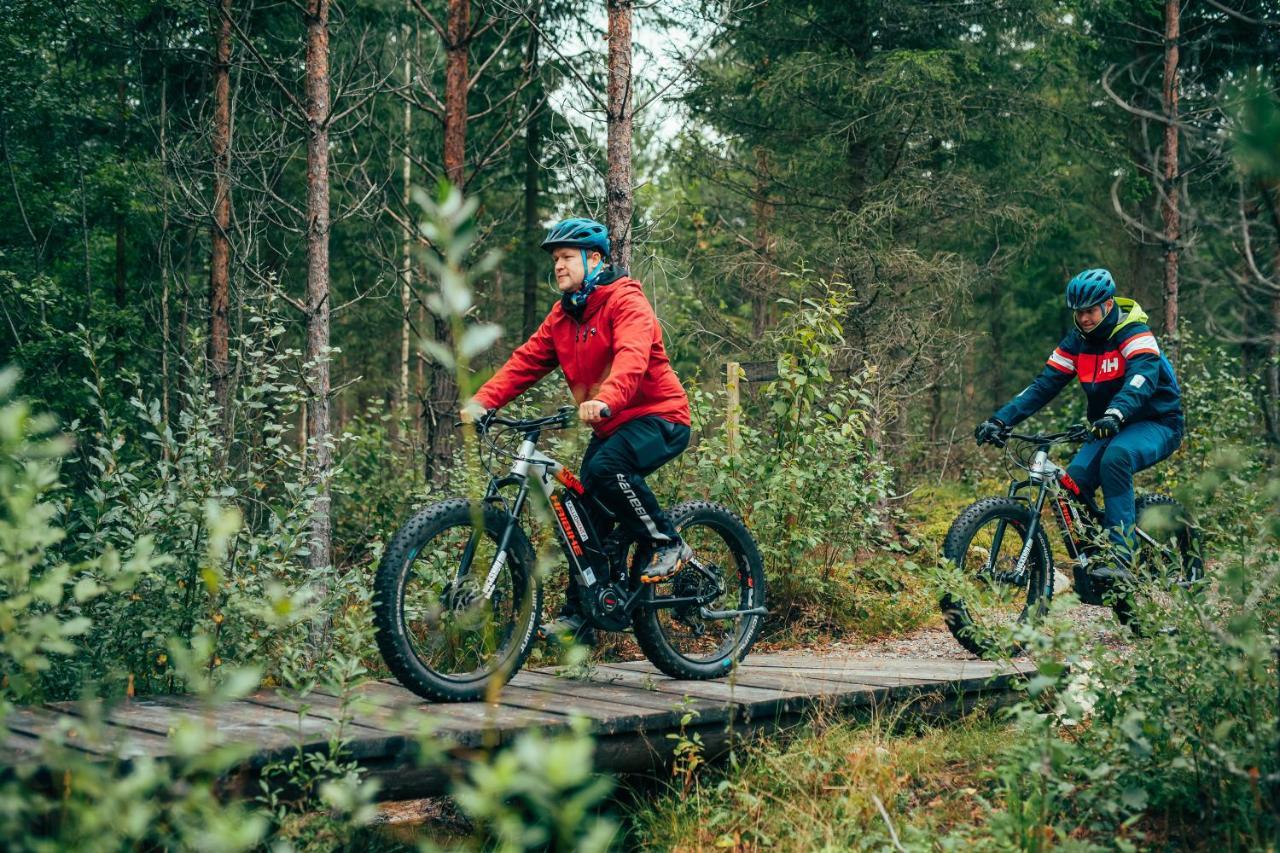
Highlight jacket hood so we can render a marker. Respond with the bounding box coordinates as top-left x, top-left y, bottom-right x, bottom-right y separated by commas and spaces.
1074, 296, 1147, 340
1111, 297, 1148, 335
